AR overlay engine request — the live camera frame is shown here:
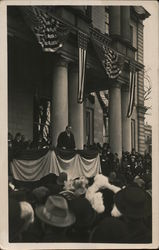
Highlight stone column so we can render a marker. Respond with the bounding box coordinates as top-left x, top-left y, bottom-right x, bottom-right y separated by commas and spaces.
109, 84, 122, 158
121, 86, 131, 152
51, 57, 68, 146
68, 64, 84, 149
109, 6, 121, 36
121, 6, 130, 42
